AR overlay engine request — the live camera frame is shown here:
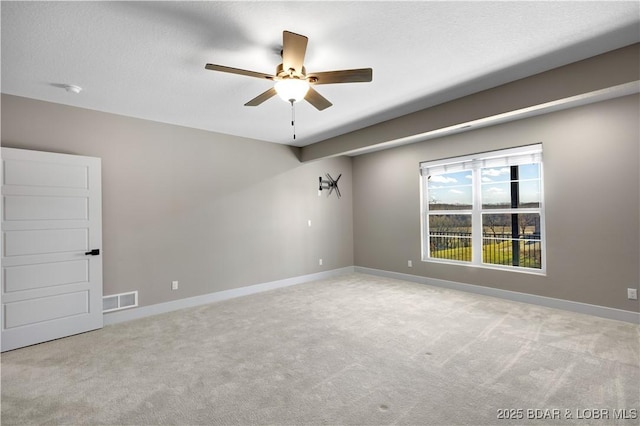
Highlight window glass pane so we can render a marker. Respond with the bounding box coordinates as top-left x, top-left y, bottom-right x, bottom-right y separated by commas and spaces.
482, 213, 511, 237
427, 171, 472, 210
481, 182, 511, 208
481, 166, 511, 183
481, 165, 541, 209
518, 163, 540, 180
519, 180, 540, 208
482, 213, 541, 238
517, 213, 541, 239
428, 214, 471, 262
482, 238, 542, 269
482, 213, 541, 269
430, 214, 472, 234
